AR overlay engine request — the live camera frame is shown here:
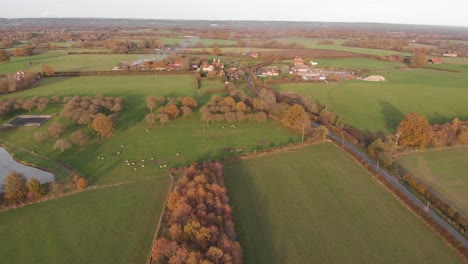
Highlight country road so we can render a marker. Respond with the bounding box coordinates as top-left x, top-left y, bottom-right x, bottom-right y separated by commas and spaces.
311, 122, 468, 247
